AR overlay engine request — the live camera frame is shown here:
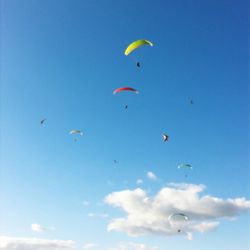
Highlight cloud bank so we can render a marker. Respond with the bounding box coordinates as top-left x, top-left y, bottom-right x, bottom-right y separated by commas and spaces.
82, 243, 99, 249
108, 242, 159, 250
0, 236, 74, 250
105, 183, 250, 238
